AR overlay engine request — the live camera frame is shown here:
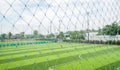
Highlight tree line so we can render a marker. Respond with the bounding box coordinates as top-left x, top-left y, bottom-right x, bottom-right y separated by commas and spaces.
0, 21, 120, 42
0, 30, 86, 42
98, 21, 120, 36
